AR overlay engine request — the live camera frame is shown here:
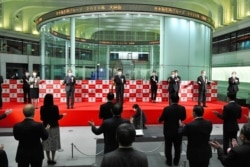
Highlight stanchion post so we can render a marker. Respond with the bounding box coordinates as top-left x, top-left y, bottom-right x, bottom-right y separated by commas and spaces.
71, 143, 74, 159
